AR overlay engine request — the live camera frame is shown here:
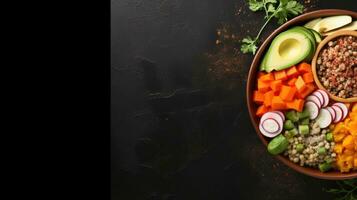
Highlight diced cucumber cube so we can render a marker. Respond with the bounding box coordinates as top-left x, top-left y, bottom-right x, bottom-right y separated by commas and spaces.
297, 108, 310, 119
286, 110, 299, 122
319, 162, 332, 172
283, 120, 295, 130
298, 125, 309, 136
288, 128, 299, 136
300, 118, 309, 125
